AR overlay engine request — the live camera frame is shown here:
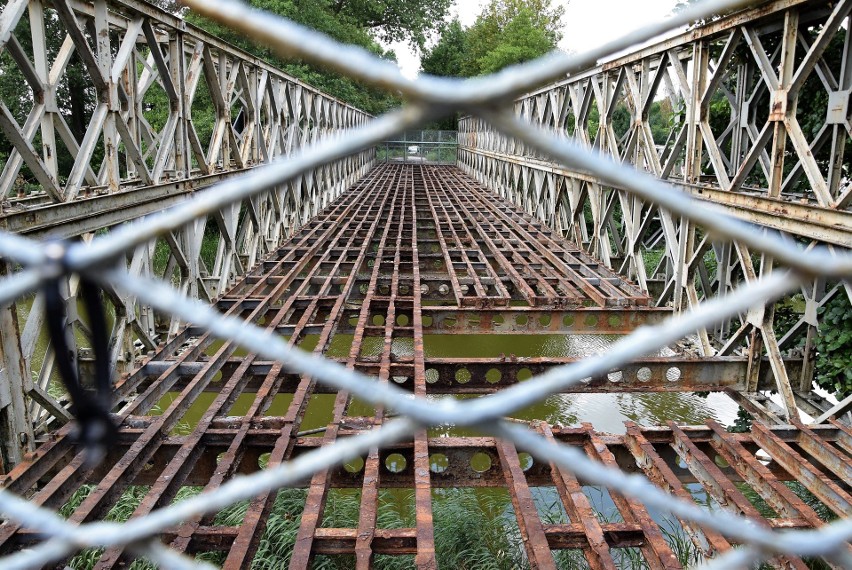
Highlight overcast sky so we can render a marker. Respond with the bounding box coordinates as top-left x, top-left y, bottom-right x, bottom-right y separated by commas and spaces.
387, 0, 681, 78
